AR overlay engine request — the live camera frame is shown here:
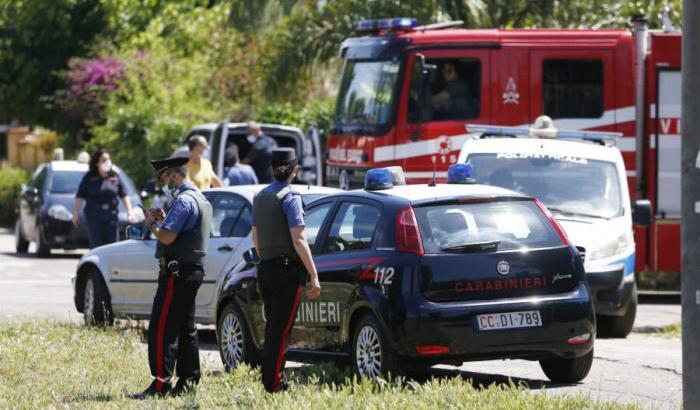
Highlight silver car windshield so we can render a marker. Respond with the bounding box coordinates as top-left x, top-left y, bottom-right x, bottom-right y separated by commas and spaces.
468, 153, 623, 219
